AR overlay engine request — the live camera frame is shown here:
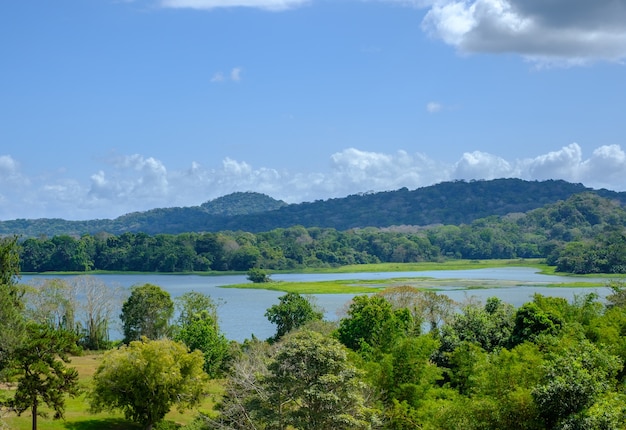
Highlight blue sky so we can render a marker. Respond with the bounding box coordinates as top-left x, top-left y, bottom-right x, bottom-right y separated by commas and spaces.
2, 0, 626, 220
